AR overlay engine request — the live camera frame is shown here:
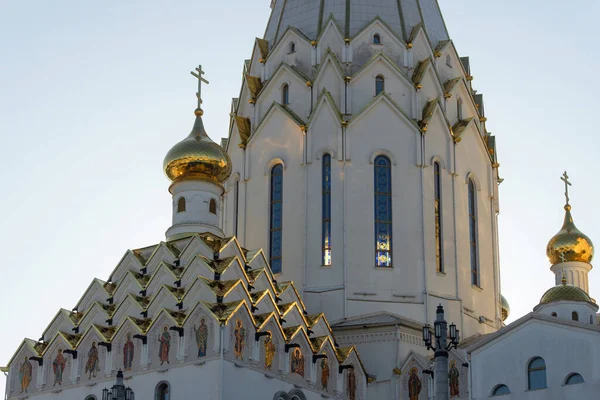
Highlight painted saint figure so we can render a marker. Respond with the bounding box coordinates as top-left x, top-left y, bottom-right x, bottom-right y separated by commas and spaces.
347, 368, 356, 400
291, 348, 304, 377
449, 360, 460, 397
320, 358, 329, 391
194, 318, 208, 357
52, 349, 67, 387
408, 368, 422, 400
85, 341, 100, 379
158, 326, 171, 365
264, 334, 276, 370
234, 319, 245, 360
123, 333, 135, 371
18, 356, 32, 393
